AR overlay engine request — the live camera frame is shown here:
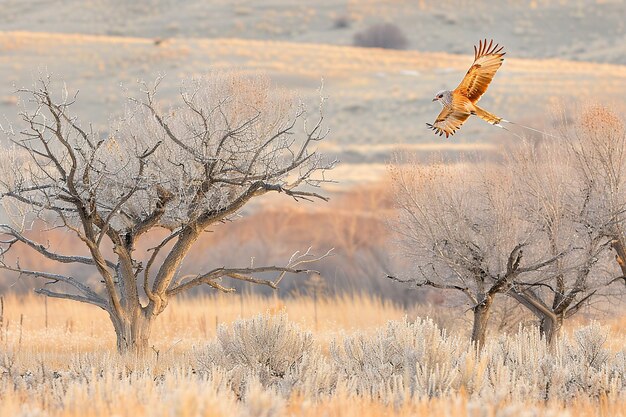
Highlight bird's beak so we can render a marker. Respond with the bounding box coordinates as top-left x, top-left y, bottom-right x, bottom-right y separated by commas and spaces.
432, 98, 437, 102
